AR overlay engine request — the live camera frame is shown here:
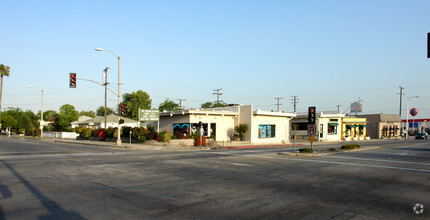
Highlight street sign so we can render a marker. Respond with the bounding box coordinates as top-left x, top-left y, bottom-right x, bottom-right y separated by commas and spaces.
139, 109, 160, 121
307, 124, 316, 135
308, 135, 316, 144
